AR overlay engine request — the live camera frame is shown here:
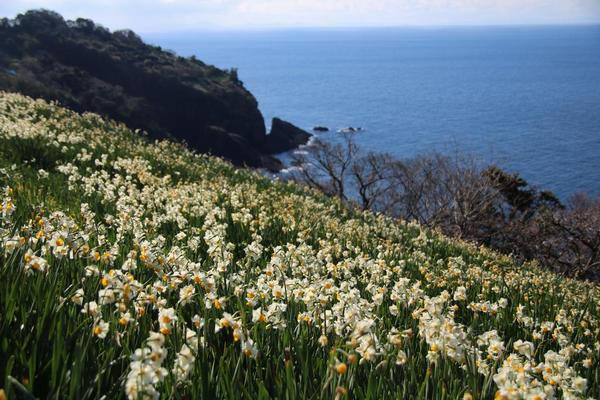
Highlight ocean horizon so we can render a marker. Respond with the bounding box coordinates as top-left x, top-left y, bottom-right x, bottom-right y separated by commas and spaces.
145, 25, 600, 199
